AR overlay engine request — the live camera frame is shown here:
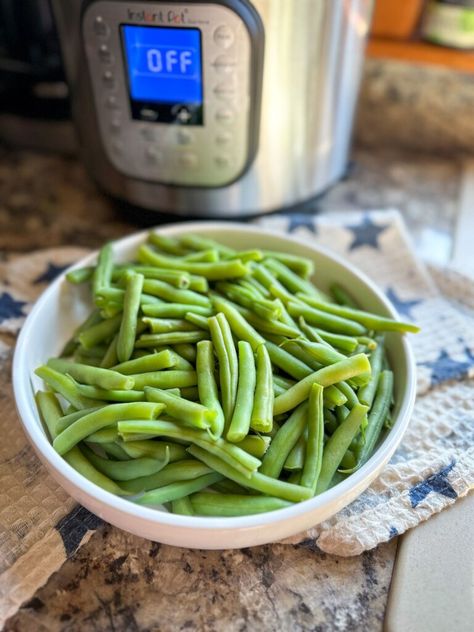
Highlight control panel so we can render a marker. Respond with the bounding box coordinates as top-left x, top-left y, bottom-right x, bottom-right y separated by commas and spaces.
82, 2, 262, 187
